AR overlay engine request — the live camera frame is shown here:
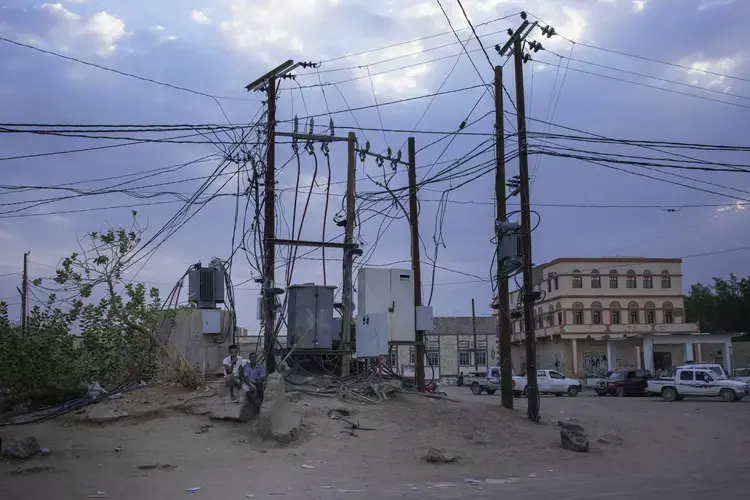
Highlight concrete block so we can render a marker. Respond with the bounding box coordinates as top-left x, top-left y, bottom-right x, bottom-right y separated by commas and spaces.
259, 376, 301, 444
209, 398, 250, 422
